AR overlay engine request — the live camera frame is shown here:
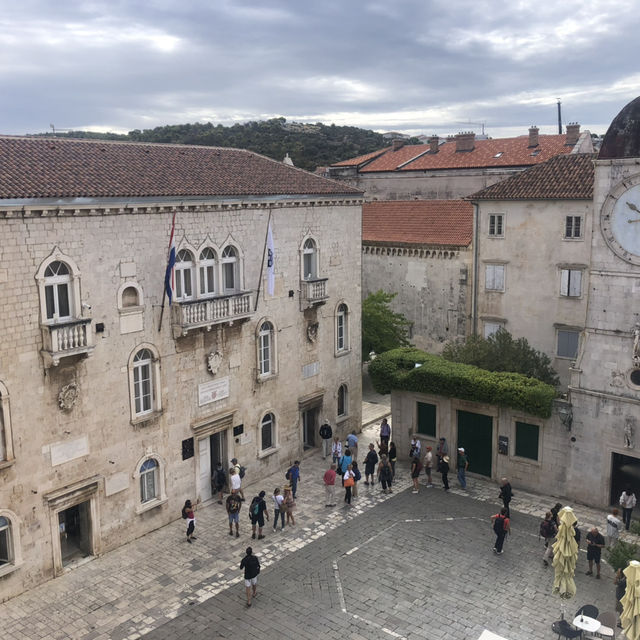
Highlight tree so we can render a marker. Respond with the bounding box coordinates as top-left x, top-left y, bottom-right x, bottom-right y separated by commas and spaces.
362, 291, 411, 360
442, 328, 559, 387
